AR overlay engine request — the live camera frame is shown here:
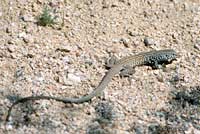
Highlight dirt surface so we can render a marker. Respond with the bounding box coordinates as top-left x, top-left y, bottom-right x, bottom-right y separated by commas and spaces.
0, 0, 200, 134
